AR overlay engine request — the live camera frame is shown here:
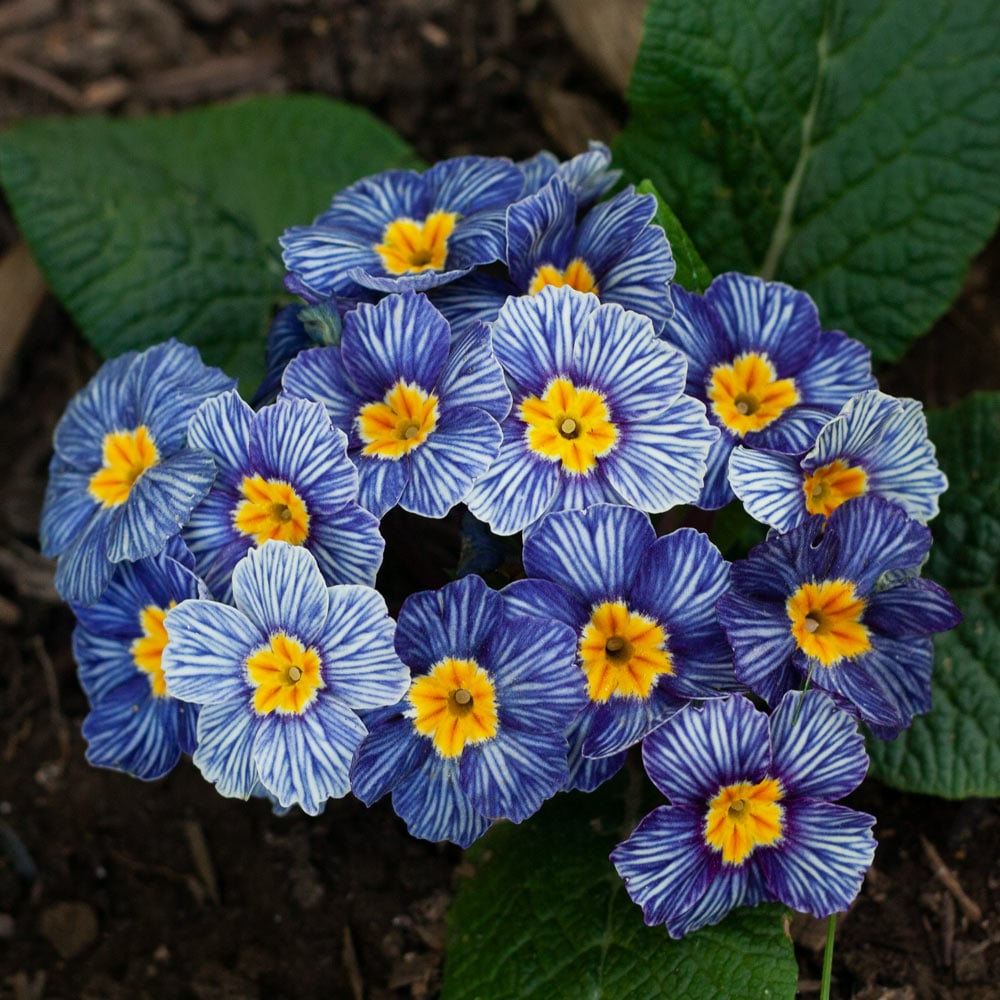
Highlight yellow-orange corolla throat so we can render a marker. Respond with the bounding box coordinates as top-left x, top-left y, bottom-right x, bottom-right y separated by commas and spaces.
409, 658, 498, 757
358, 381, 439, 459
88, 426, 160, 507
131, 602, 176, 697
704, 778, 783, 864
246, 633, 324, 715
234, 476, 310, 545
787, 579, 872, 666
529, 258, 598, 296
579, 601, 672, 701
708, 353, 799, 436
803, 460, 868, 517
521, 378, 617, 475
375, 211, 458, 275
